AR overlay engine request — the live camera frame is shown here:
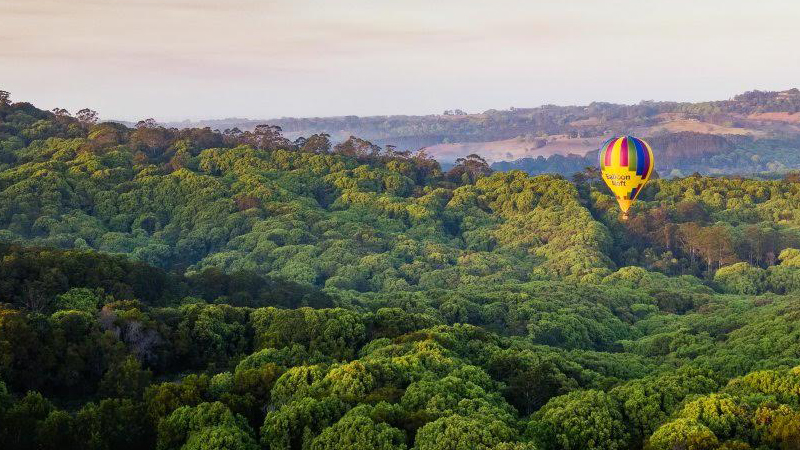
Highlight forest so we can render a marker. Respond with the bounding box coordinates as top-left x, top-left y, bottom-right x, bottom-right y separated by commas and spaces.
4, 89, 800, 449
160, 89, 800, 149
163, 89, 800, 177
